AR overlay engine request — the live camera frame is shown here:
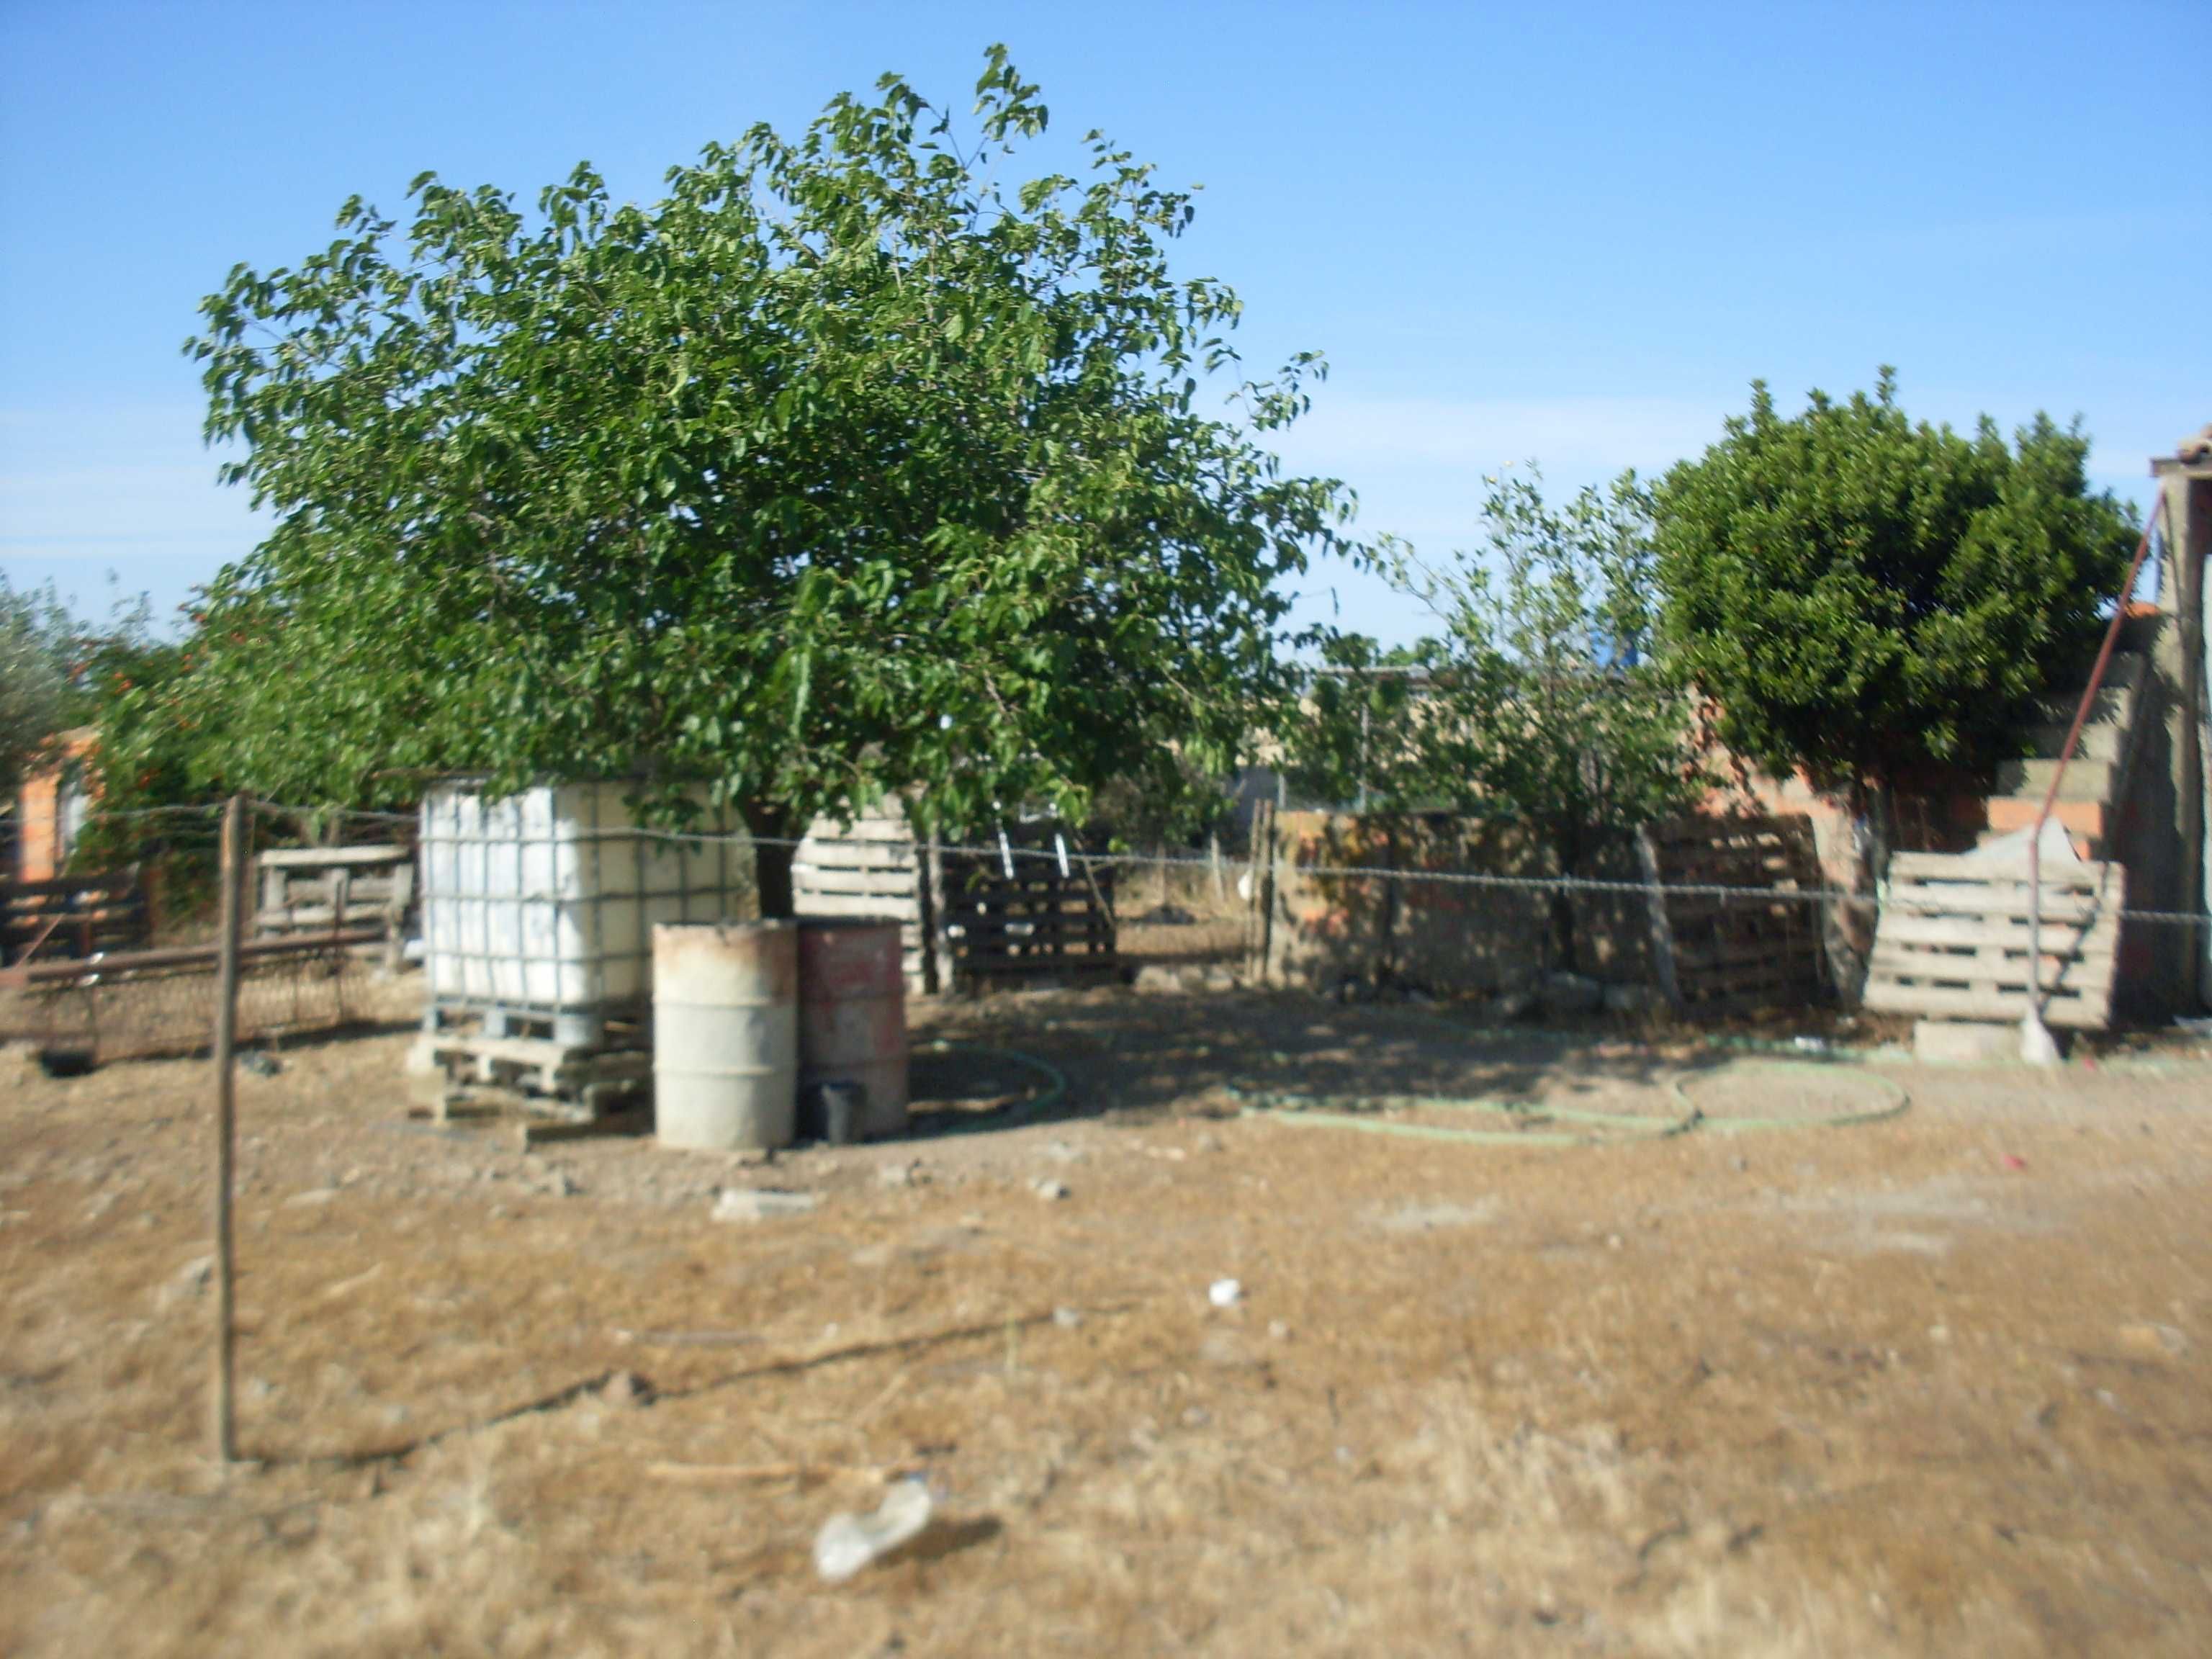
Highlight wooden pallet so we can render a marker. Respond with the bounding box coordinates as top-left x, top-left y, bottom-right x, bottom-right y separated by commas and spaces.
794, 807, 942, 992
1863, 851, 2122, 1030
258, 845, 413, 931
406, 1027, 652, 1121
1, 871, 150, 967
941, 845, 1119, 986
1640, 814, 1827, 1014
